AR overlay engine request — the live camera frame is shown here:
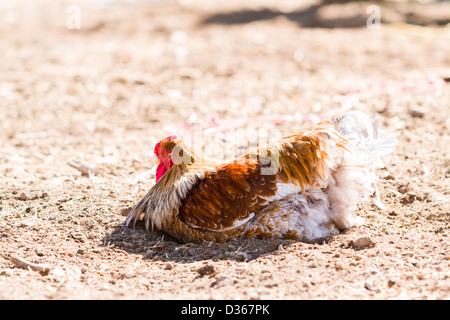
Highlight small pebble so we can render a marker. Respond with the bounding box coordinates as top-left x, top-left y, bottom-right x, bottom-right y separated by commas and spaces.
364, 279, 376, 291
409, 107, 425, 118
234, 251, 250, 261
18, 192, 28, 201
353, 236, 375, 248
35, 248, 45, 257
25, 206, 35, 213
164, 262, 174, 270
145, 249, 155, 259
387, 279, 396, 288
197, 264, 215, 276
49, 268, 66, 281
334, 262, 344, 270
0, 269, 13, 277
